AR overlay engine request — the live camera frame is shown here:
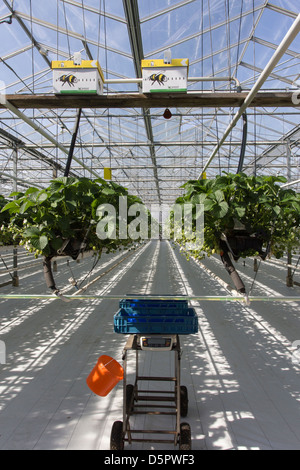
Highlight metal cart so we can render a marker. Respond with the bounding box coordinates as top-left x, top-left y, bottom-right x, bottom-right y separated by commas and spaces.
110, 333, 191, 450
110, 298, 198, 450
